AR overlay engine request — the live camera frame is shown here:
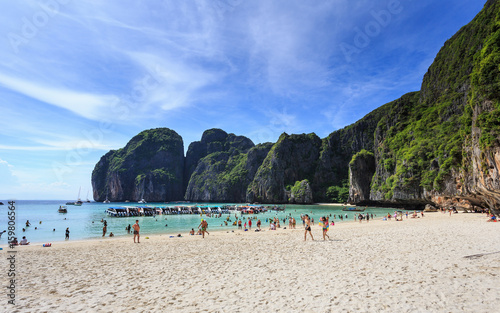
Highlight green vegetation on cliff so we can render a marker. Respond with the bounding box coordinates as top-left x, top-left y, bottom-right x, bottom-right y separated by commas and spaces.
370, 1, 500, 199
326, 181, 349, 203
91, 128, 184, 202
471, 4, 500, 149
